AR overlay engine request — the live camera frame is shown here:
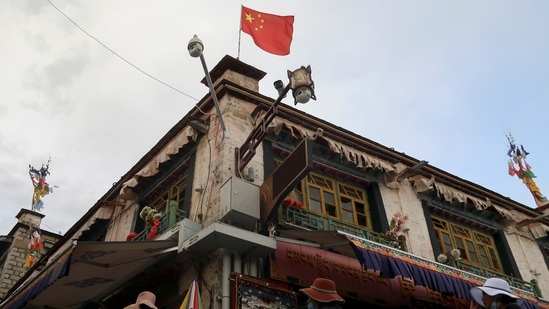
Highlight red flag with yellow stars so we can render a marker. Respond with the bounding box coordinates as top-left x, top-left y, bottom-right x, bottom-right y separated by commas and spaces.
241, 6, 294, 55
